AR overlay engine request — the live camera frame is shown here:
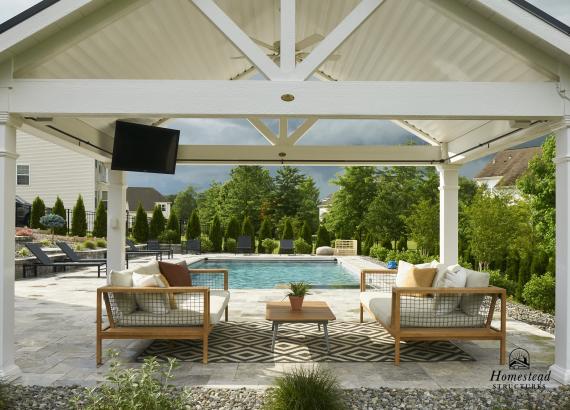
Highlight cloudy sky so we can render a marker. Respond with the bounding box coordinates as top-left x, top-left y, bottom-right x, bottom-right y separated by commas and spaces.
2, 0, 567, 197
